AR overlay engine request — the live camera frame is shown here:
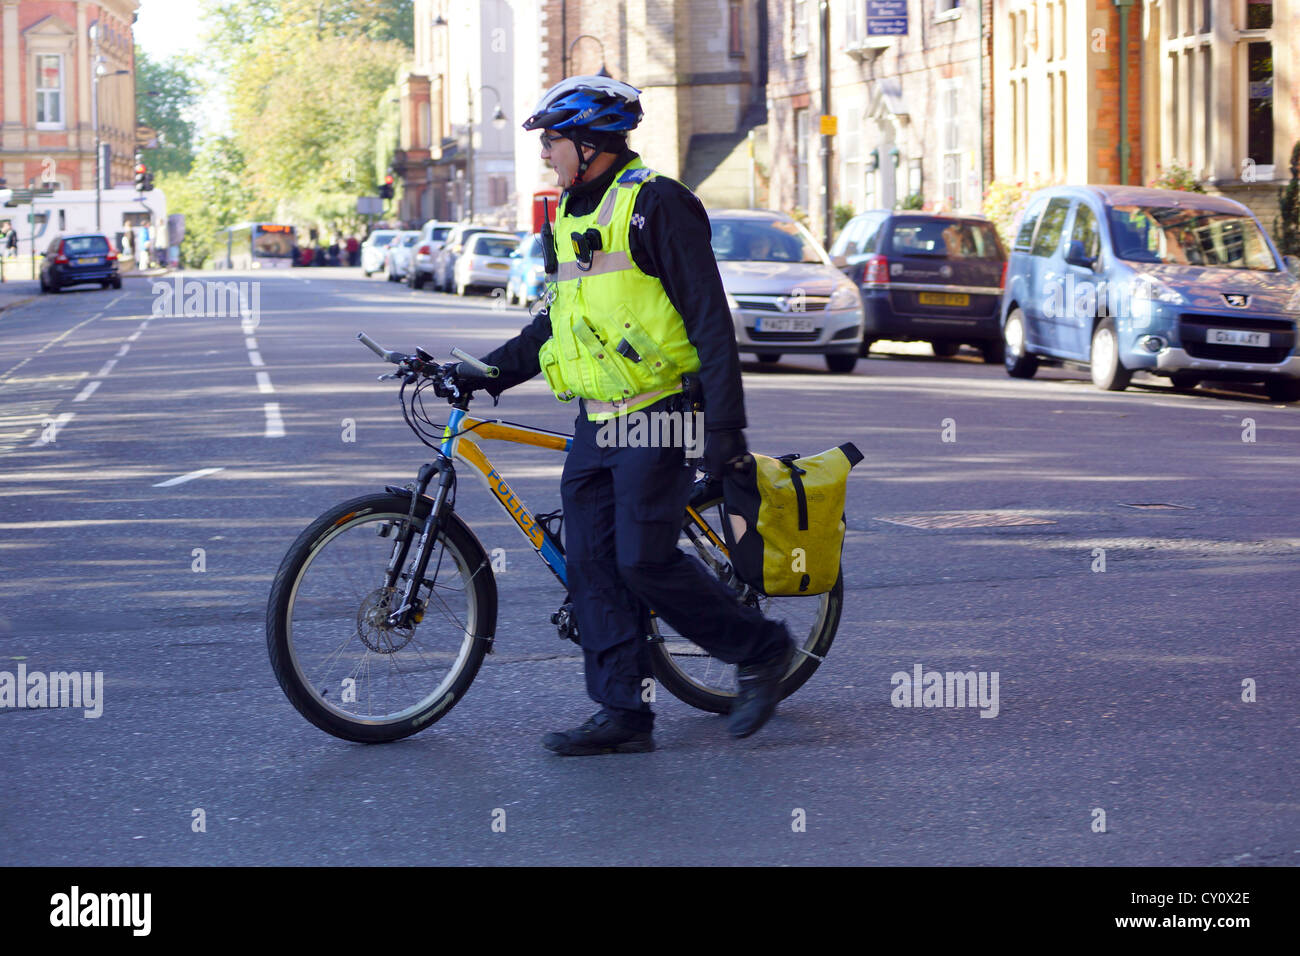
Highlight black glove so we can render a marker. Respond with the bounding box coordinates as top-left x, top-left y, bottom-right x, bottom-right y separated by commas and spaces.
452, 361, 495, 388
704, 428, 748, 477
